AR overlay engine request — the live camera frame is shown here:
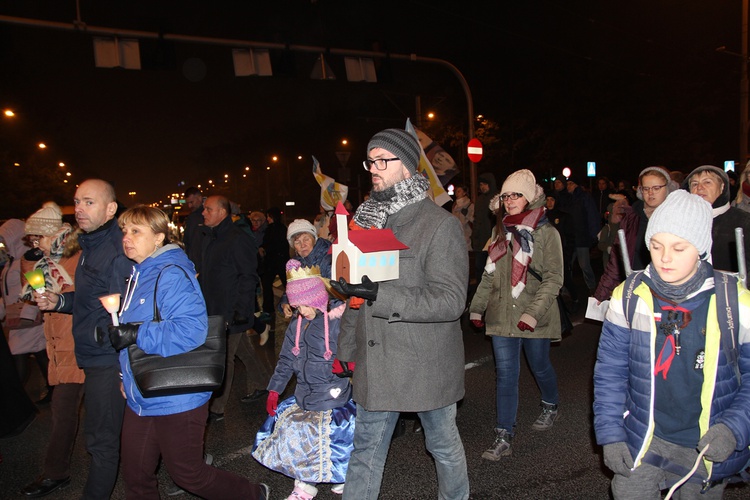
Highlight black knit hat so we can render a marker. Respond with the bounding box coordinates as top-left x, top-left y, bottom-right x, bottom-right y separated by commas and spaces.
367, 128, 421, 176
